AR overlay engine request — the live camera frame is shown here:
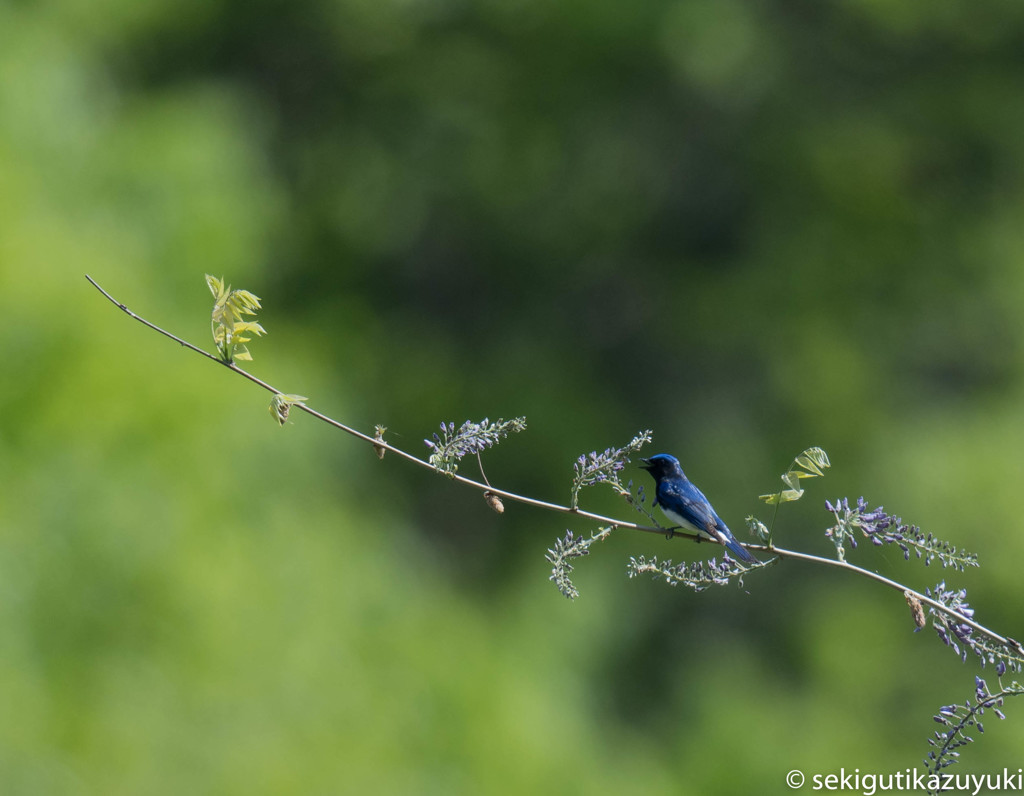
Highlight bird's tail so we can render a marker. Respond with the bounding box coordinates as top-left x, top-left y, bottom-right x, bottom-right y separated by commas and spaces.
723, 536, 760, 566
